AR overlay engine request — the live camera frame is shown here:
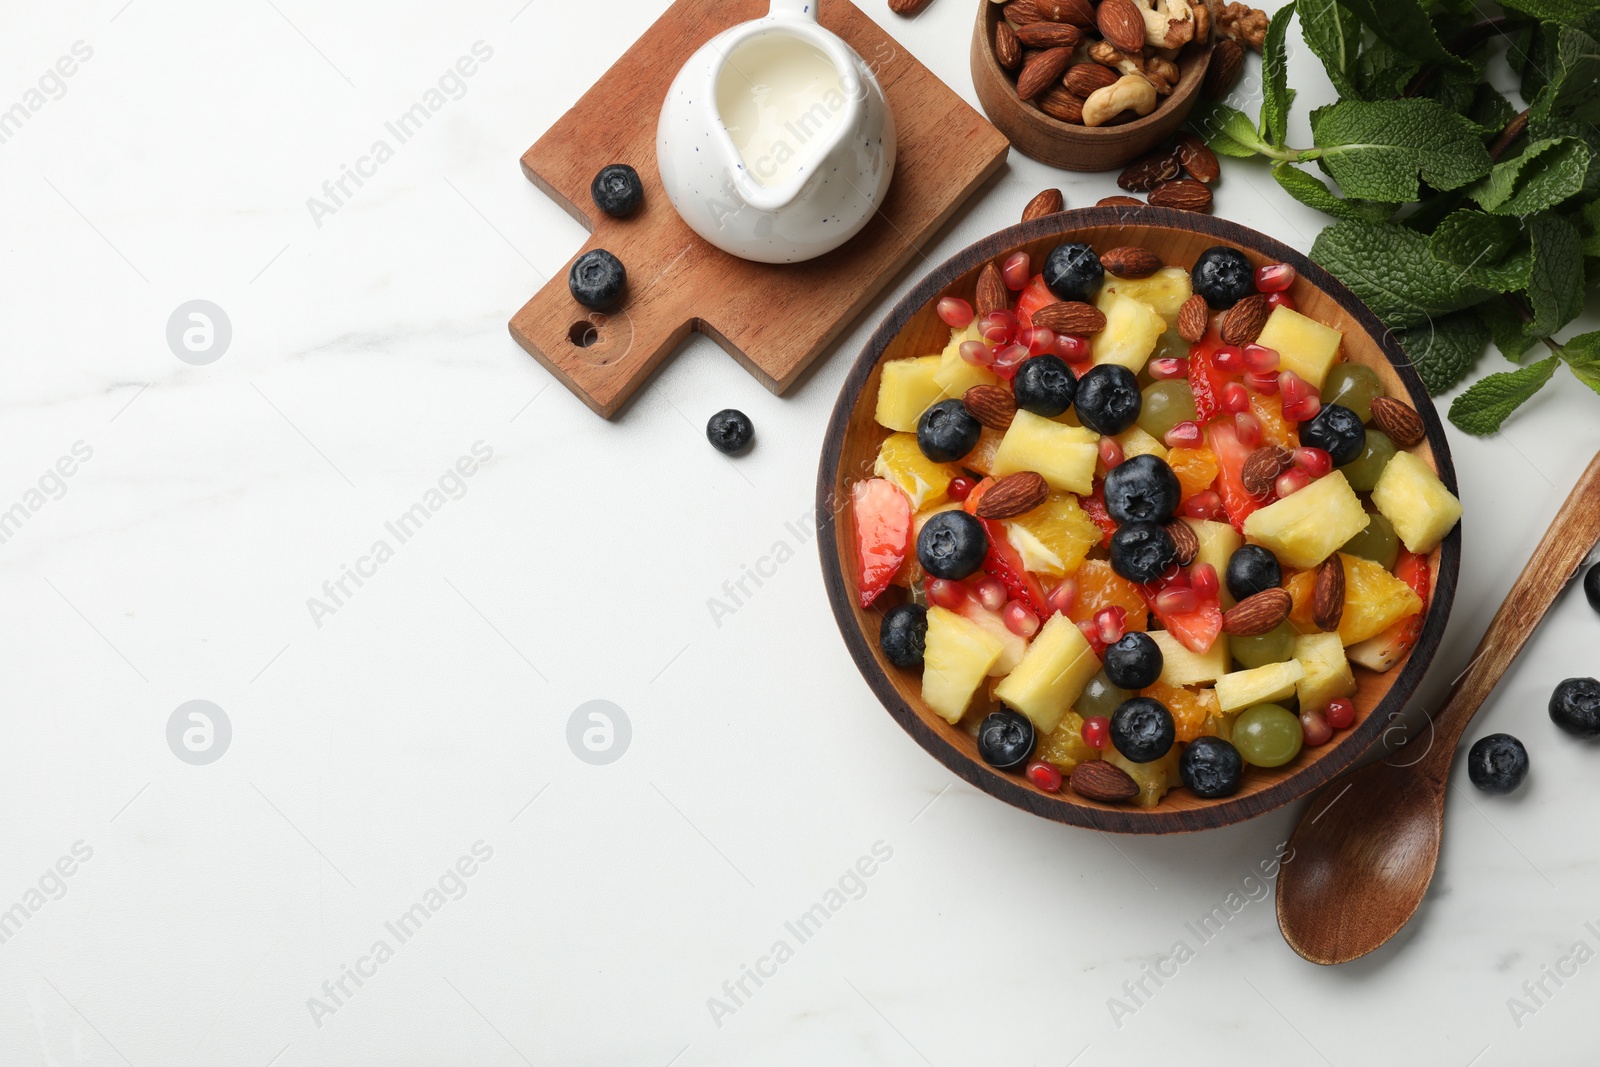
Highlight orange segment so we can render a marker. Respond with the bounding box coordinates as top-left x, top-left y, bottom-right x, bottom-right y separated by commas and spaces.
1250, 393, 1298, 450
1066, 559, 1149, 630
1143, 680, 1219, 743
1167, 446, 1220, 499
